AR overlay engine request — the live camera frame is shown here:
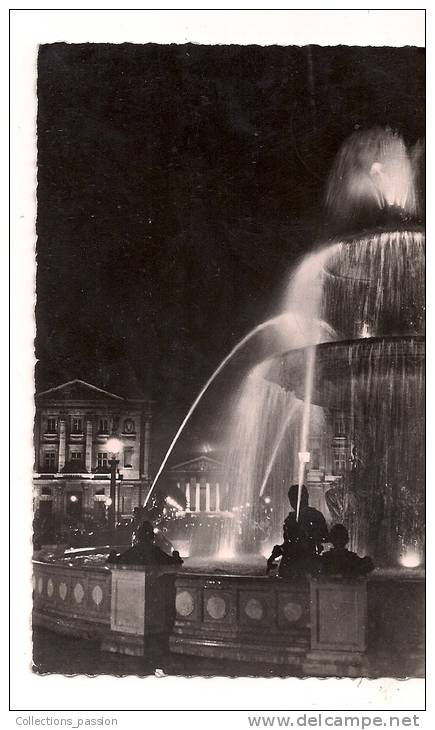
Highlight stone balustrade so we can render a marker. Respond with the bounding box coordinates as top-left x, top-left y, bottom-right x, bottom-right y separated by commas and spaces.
33, 560, 112, 638
170, 573, 311, 667
32, 560, 425, 676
